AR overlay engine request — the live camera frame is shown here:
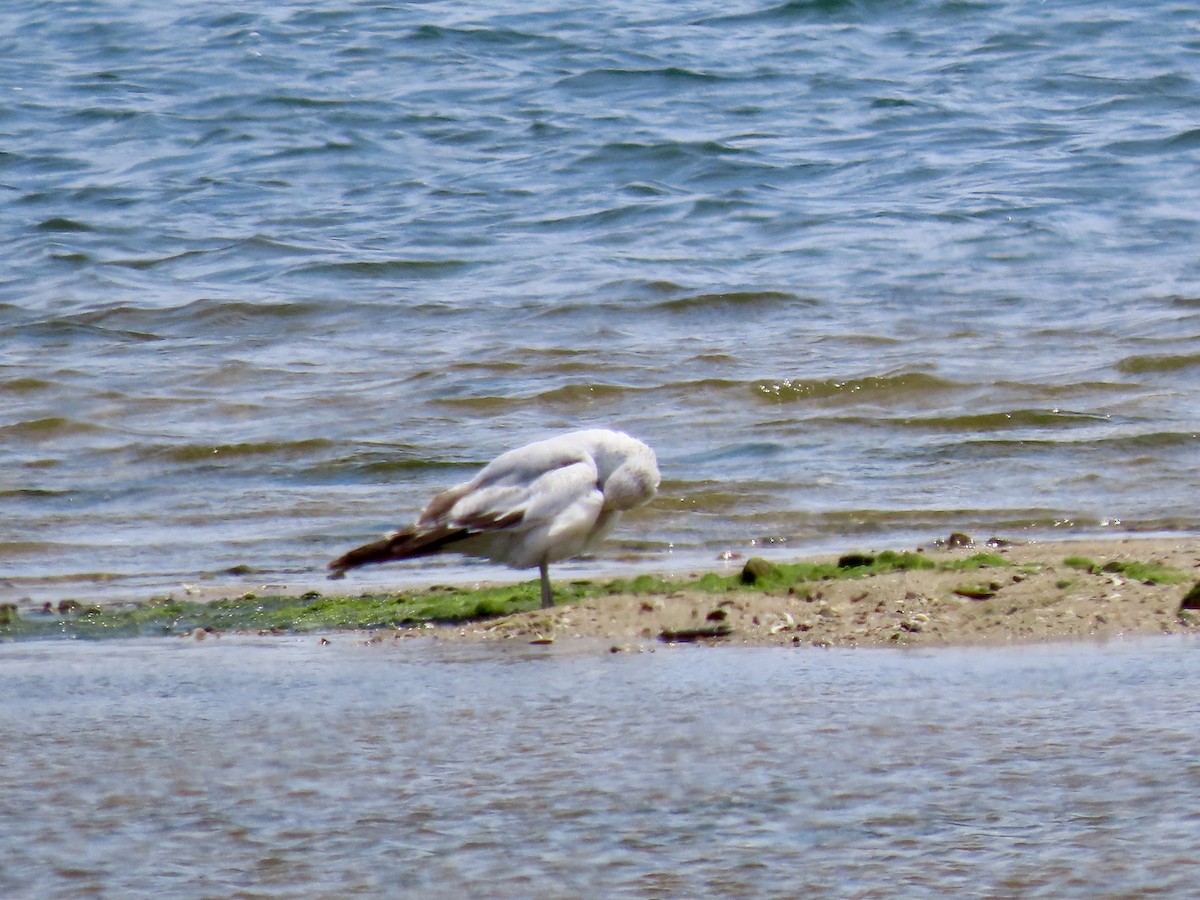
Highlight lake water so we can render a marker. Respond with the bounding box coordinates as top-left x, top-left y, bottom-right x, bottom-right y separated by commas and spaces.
2, 635, 1199, 896
3, 0, 1200, 603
